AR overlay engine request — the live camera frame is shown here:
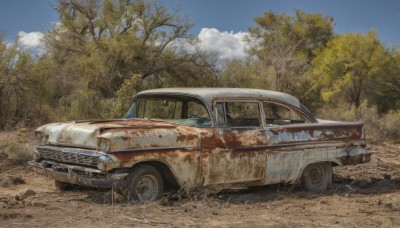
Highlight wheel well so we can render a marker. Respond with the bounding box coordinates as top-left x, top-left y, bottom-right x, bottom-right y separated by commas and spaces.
132, 161, 179, 188
304, 160, 340, 170
330, 161, 340, 167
